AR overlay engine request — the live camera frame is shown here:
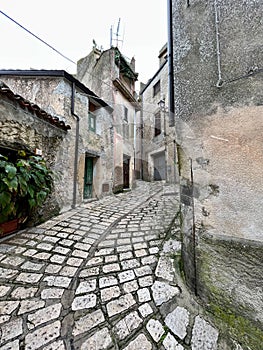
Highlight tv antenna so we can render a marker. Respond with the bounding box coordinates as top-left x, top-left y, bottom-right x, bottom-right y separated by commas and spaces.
110, 18, 124, 48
